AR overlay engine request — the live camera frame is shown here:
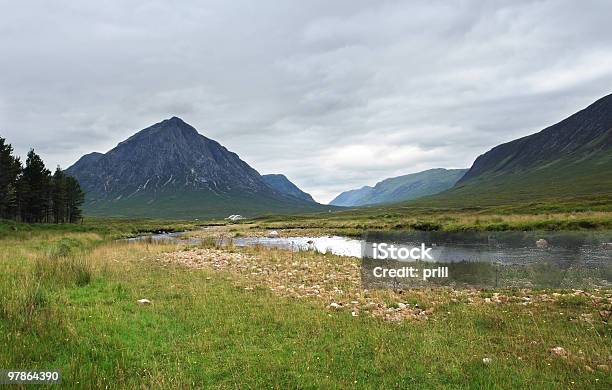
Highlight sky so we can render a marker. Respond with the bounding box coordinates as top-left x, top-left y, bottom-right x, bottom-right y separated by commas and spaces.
1, 1, 612, 203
